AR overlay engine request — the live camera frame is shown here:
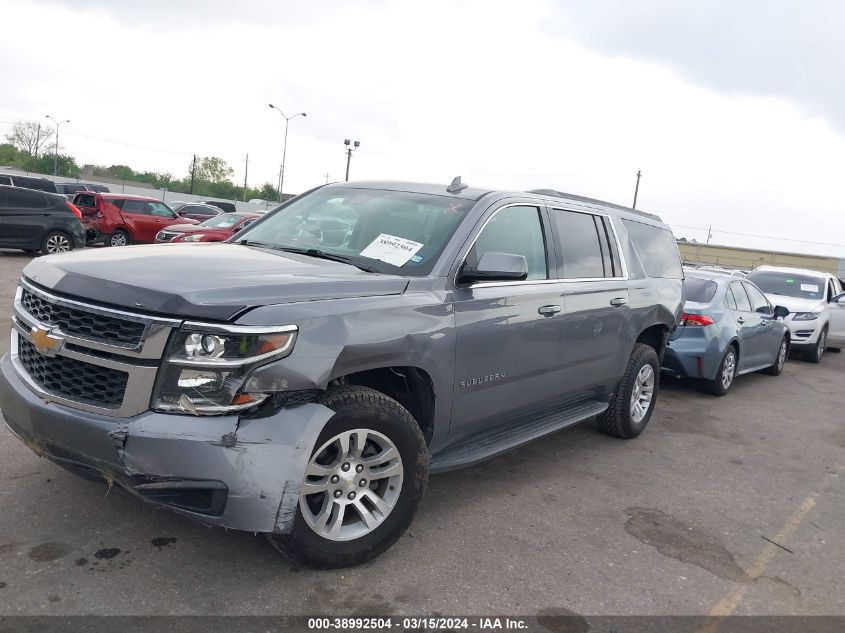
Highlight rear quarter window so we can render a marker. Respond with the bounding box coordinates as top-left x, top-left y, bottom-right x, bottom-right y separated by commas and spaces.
683, 277, 717, 303
622, 219, 683, 279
